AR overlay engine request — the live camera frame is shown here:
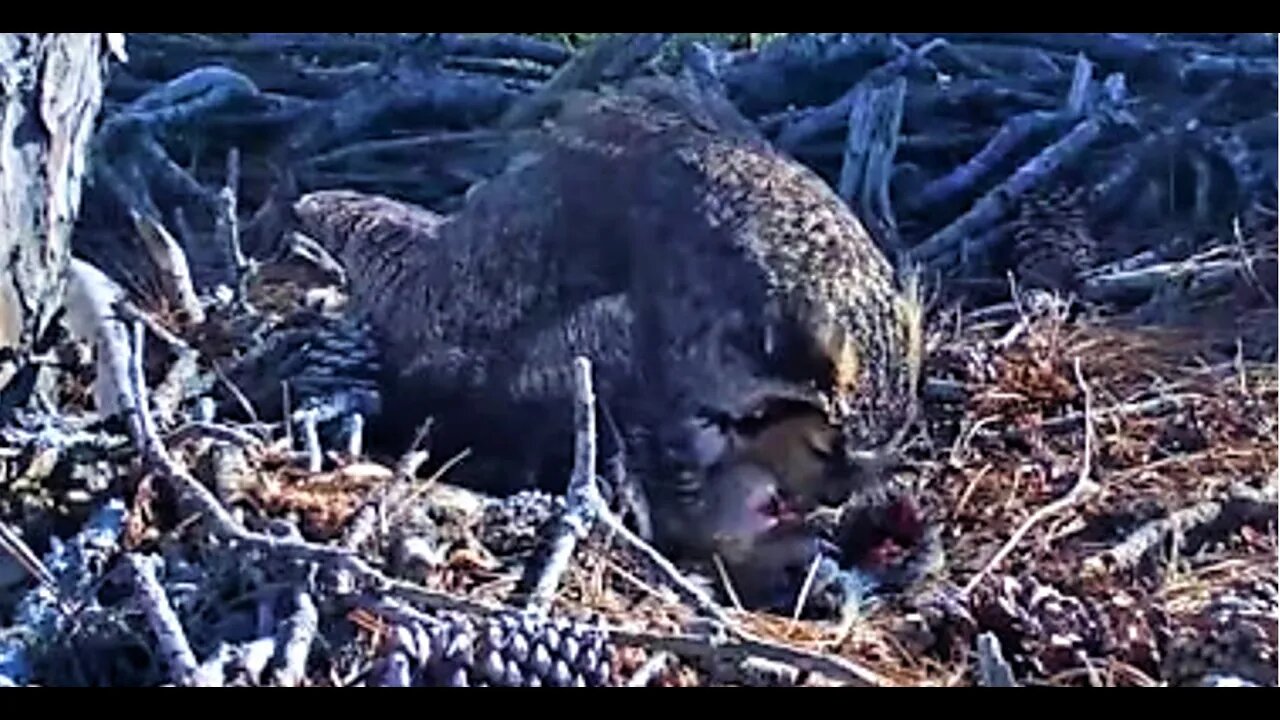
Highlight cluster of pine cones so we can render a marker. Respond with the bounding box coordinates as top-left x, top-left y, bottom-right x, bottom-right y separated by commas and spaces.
1008, 186, 1095, 293
477, 490, 566, 556
369, 610, 617, 687
1163, 582, 1277, 687
221, 309, 382, 424
967, 574, 1164, 679
902, 572, 1277, 686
